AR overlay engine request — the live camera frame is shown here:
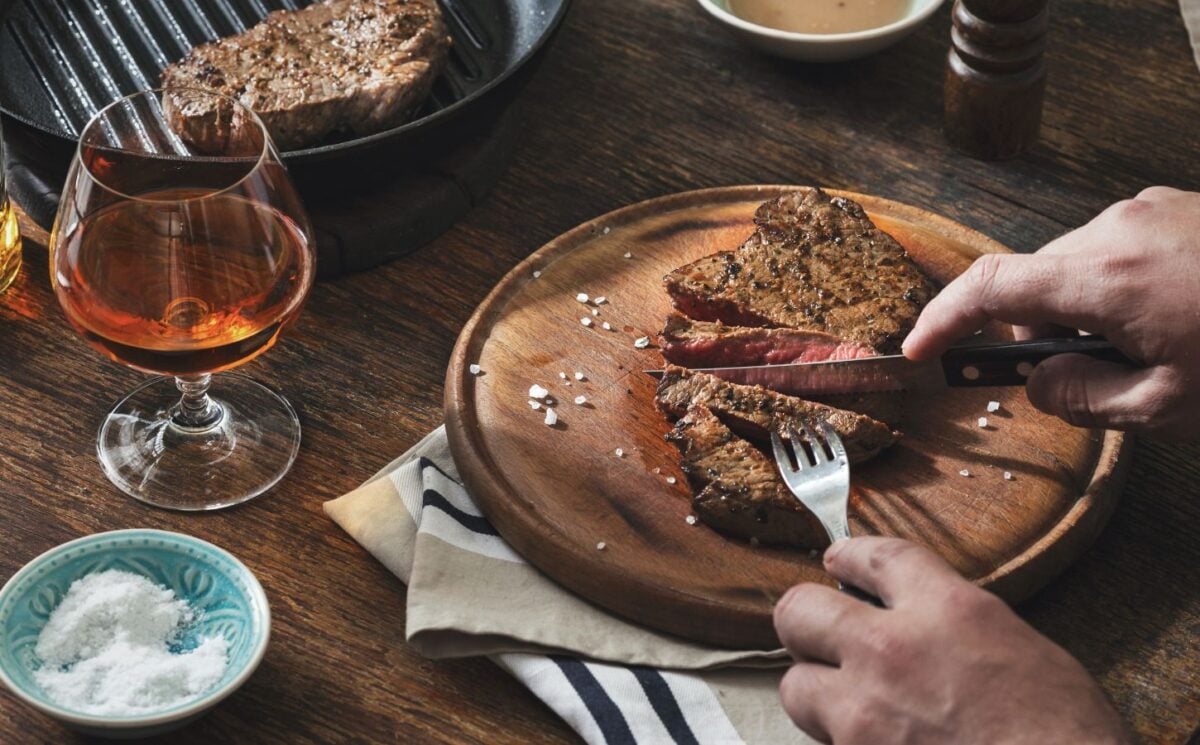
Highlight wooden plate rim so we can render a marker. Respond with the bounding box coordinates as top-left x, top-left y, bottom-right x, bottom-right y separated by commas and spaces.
444, 185, 1128, 647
